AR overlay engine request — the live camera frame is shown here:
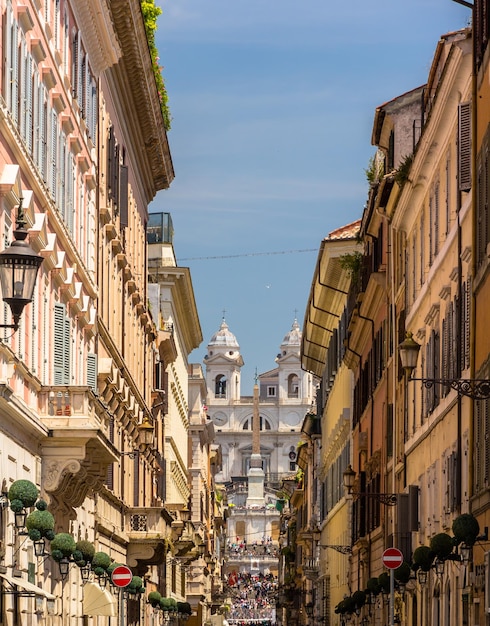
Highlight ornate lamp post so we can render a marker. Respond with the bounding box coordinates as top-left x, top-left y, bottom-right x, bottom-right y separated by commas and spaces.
342, 466, 397, 506
0, 198, 43, 330
399, 332, 490, 400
